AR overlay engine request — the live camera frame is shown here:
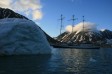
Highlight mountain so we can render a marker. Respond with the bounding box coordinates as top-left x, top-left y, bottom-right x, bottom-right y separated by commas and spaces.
0, 7, 28, 20
44, 32, 60, 45
100, 29, 112, 39
57, 29, 112, 44
0, 7, 58, 45
0, 8, 51, 55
